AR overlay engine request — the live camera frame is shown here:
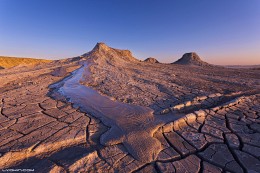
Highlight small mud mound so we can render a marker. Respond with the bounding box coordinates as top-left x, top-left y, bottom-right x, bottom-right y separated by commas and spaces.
173, 52, 211, 66
144, 57, 159, 63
